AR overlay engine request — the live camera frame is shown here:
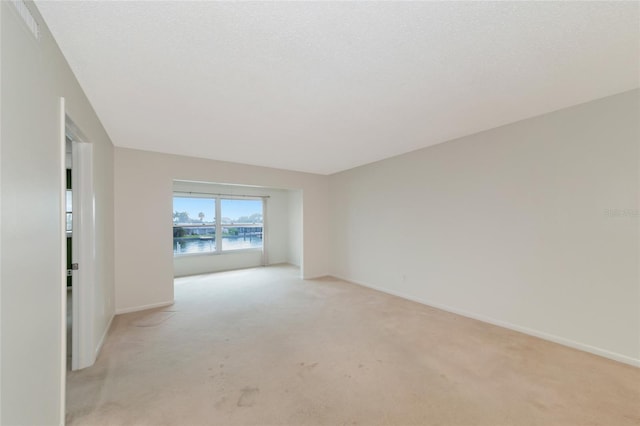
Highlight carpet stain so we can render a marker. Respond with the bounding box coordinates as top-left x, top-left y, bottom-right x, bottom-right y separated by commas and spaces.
298, 362, 318, 378
214, 396, 227, 409
237, 387, 259, 407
